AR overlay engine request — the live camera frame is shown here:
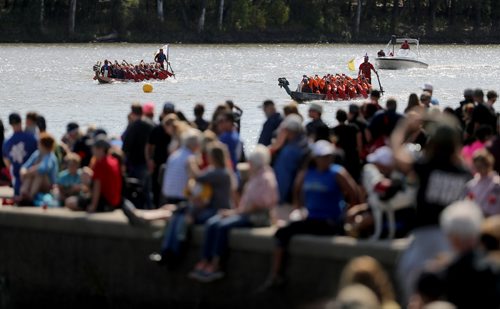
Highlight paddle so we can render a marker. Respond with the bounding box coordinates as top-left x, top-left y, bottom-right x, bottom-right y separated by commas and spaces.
167, 61, 176, 79
164, 45, 176, 79
375, 71, 384, 95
